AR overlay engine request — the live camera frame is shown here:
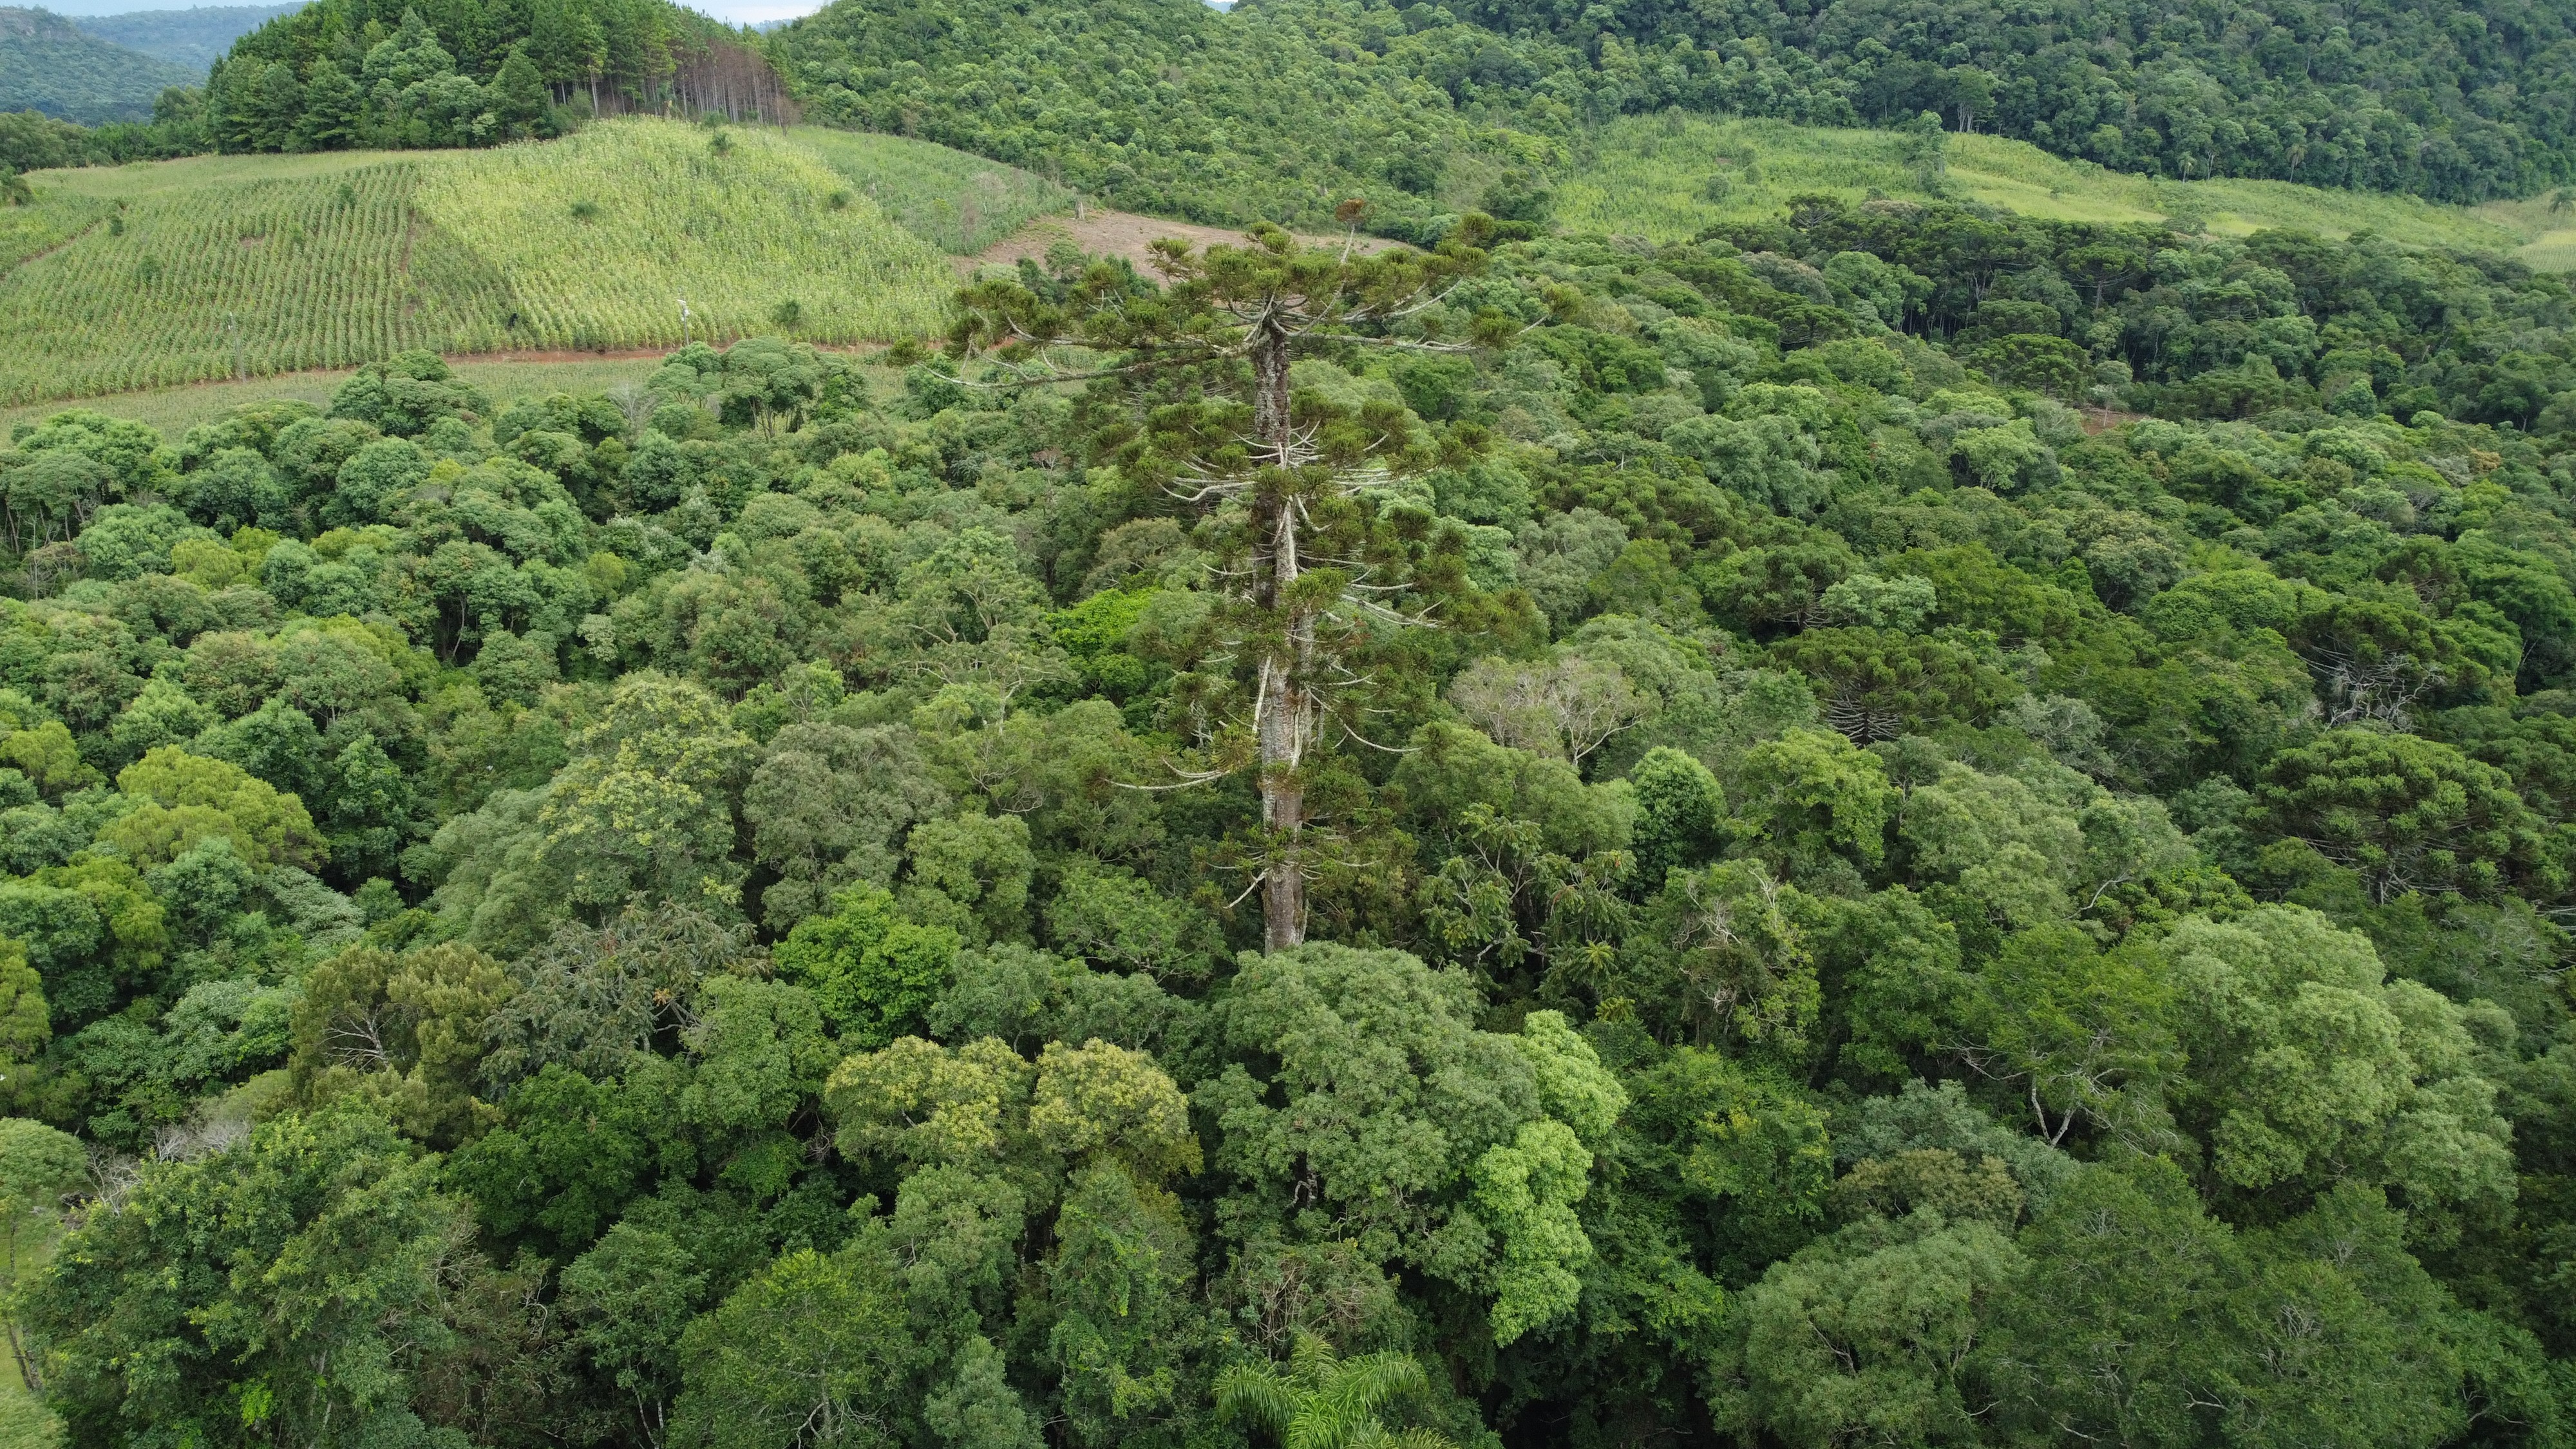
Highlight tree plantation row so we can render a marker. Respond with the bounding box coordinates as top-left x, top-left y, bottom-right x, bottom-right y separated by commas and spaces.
3, 206, 2576, 1449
